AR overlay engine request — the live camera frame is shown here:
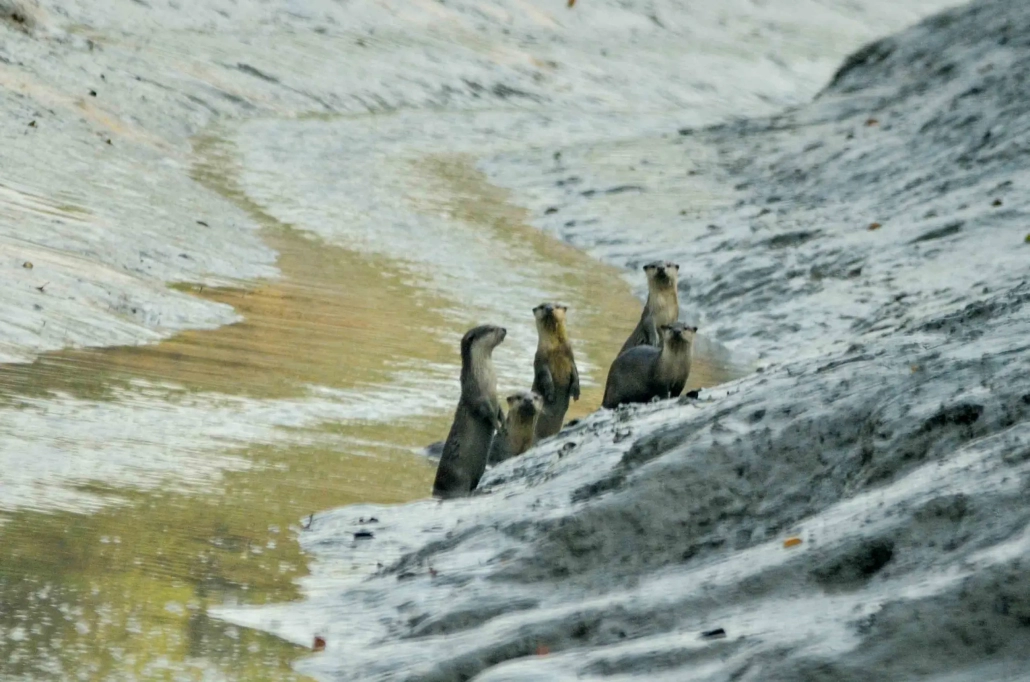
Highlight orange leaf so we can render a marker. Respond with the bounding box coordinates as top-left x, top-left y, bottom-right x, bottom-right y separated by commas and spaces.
783, 537, 803, 548
536, 644, 550, 656
313, 636, 326, 652
868, 222, 882, 231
